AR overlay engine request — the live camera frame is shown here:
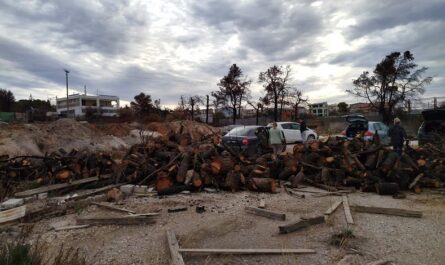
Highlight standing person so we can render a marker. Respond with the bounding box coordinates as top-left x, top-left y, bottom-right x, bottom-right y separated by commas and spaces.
269, 122, 285, 159
299, 118, 308, 141
388, 117, 407, 156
